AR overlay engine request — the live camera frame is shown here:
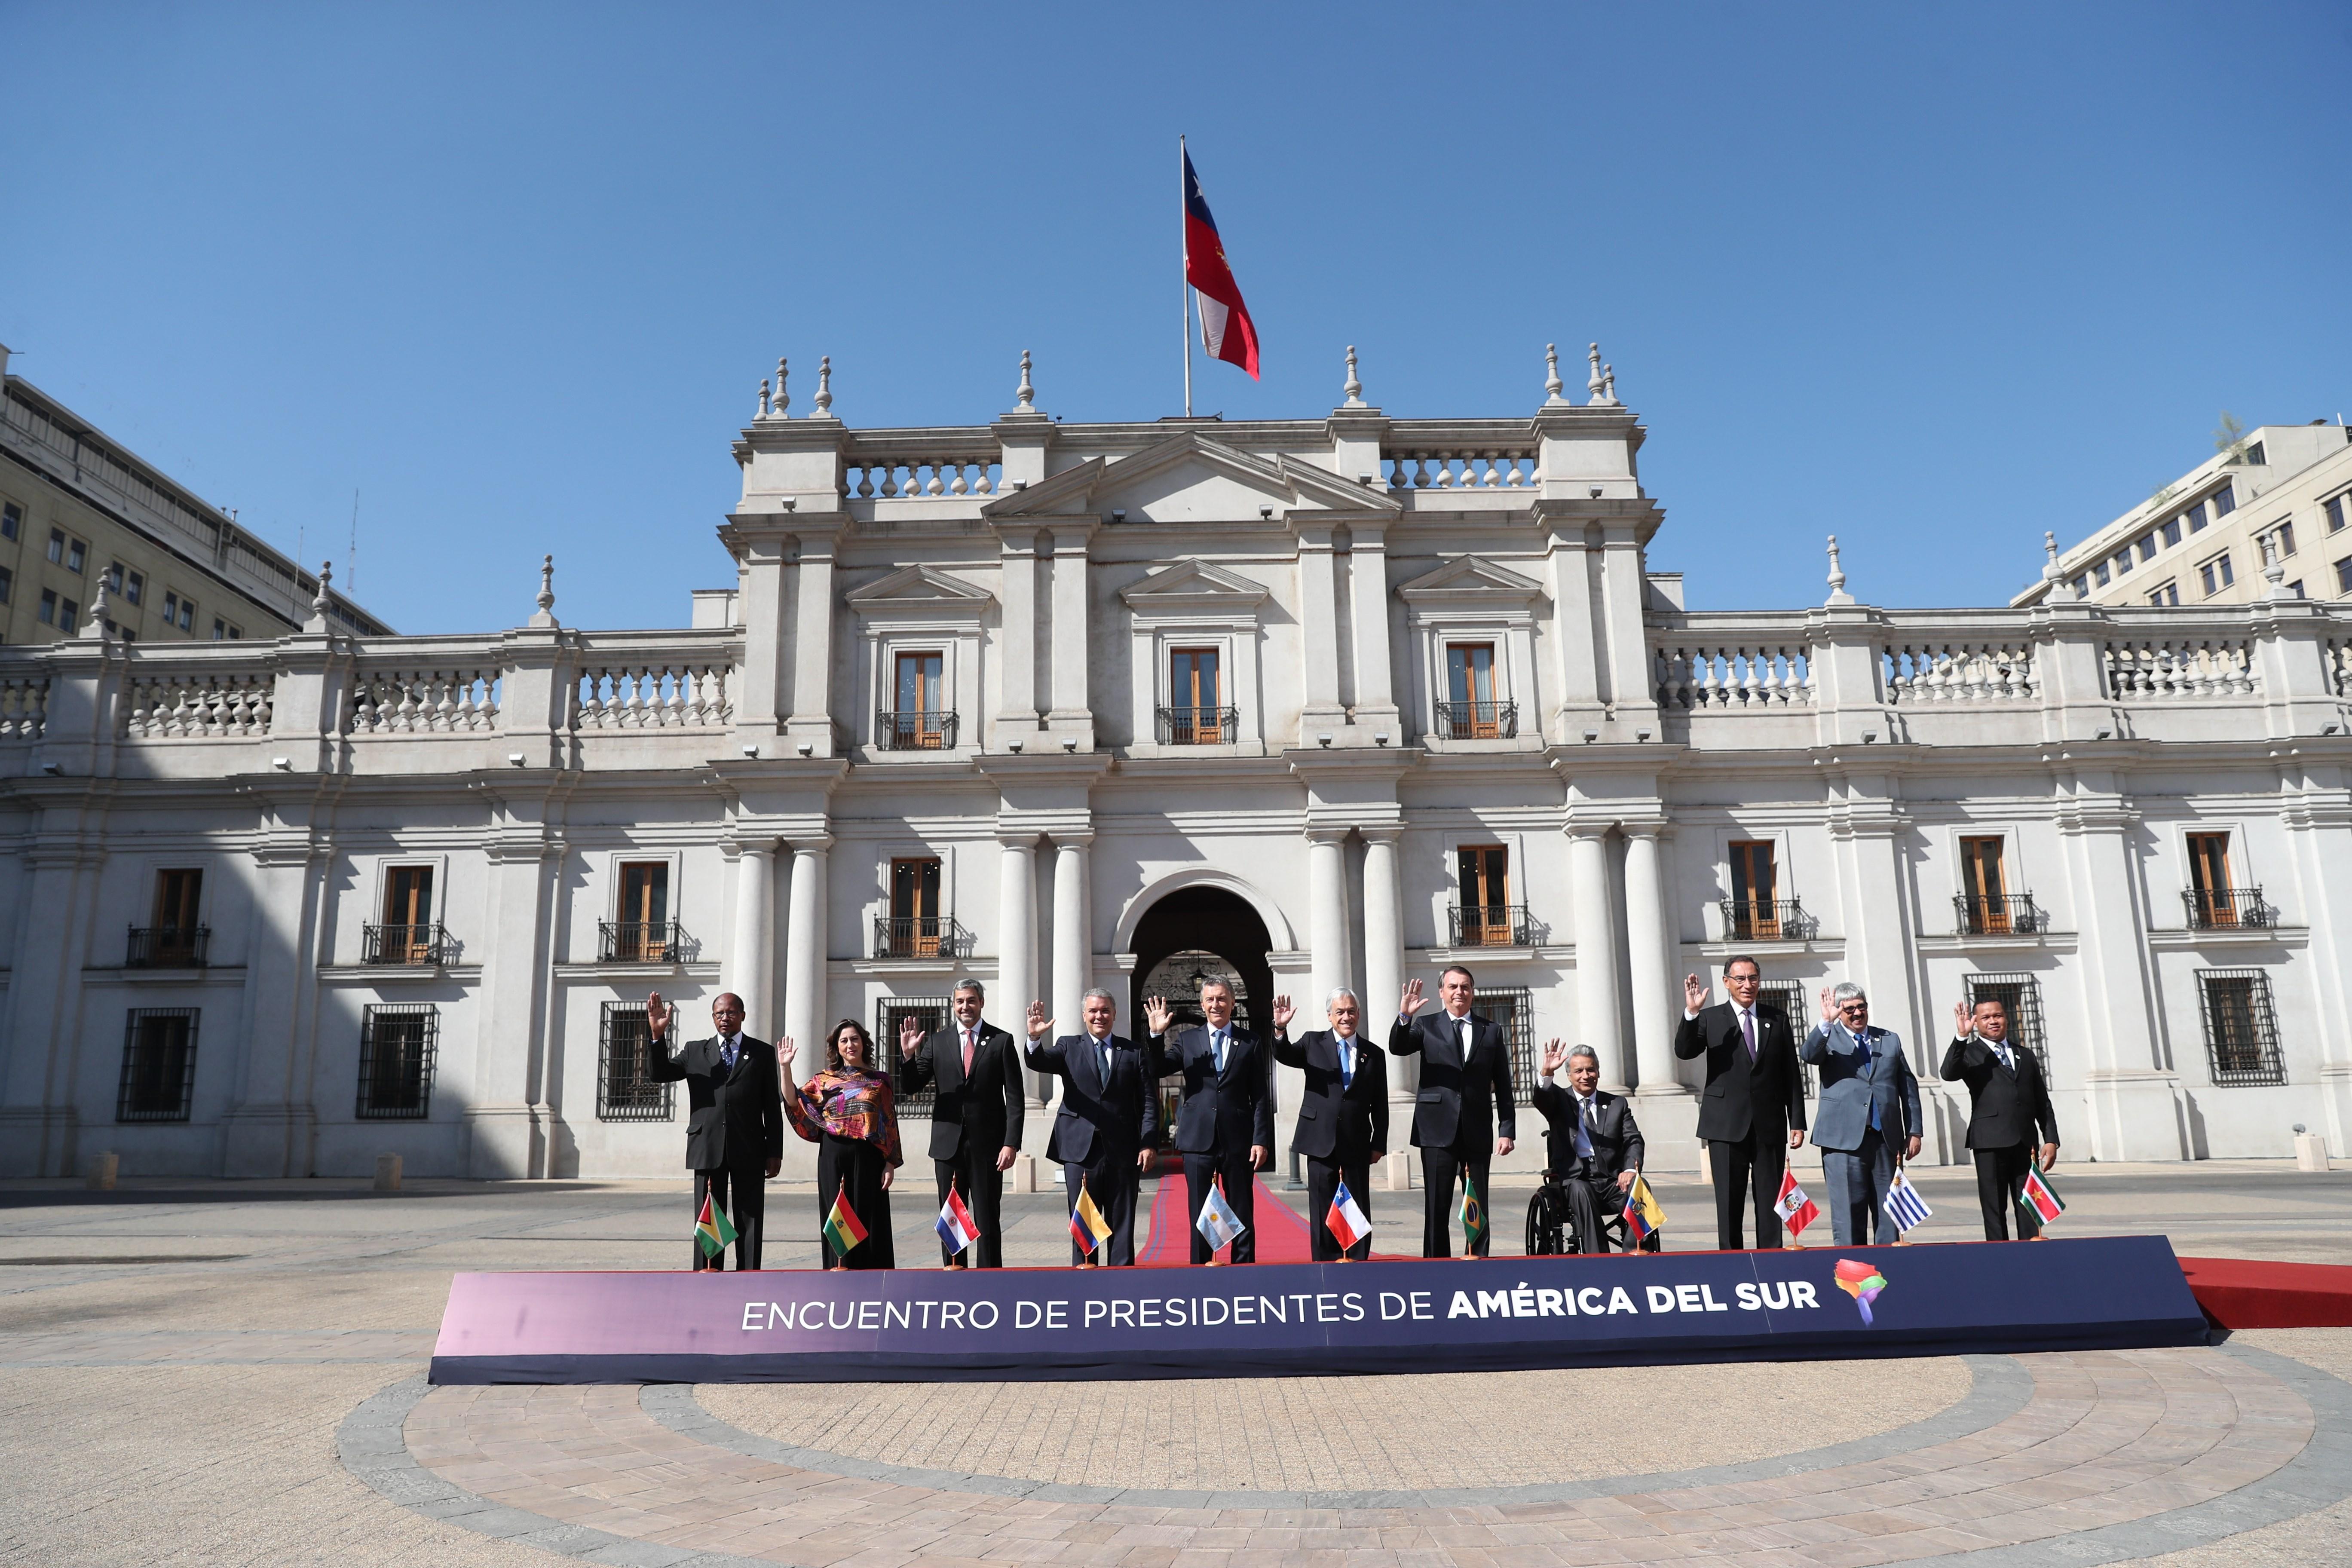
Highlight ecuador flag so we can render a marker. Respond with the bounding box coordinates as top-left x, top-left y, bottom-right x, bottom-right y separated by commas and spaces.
823, 1189, 869, 1259
694, 1193, 738, 1261
1621, 1173, 1665, 1244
